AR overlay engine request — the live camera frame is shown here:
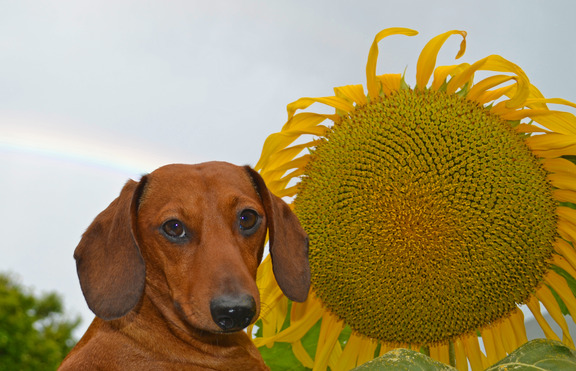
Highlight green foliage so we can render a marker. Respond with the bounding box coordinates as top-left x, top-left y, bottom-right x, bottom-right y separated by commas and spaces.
350, 348, 456, 370
0, 273, 80, 371
348, 339, 576, 371
486, 339, 576, 371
